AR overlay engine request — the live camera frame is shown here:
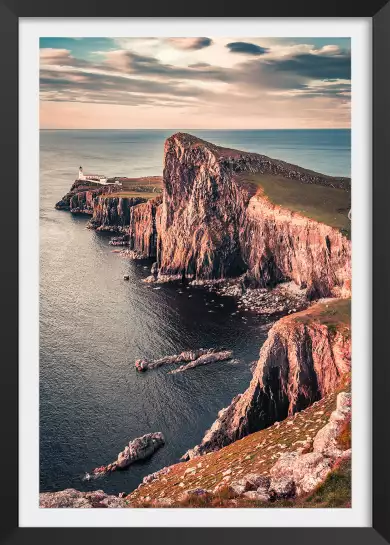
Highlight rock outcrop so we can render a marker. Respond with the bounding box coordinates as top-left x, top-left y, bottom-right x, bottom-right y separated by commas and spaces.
40, 488, 128, 508
268, 392, 351, 498
92, 432, 165, 476
182, 299, 351, 459
169, 350, 233, 374
116, 432, 165, 469
135, 348, 232, 372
